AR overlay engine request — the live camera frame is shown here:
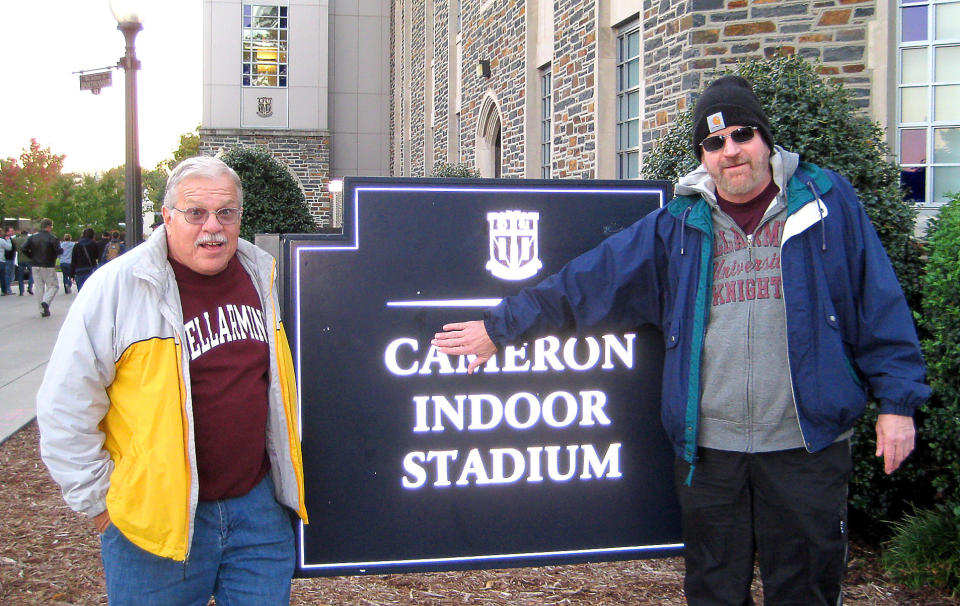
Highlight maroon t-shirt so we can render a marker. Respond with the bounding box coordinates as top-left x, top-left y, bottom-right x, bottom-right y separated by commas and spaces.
716, 179, 780, 236
170, 255, 271, 501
